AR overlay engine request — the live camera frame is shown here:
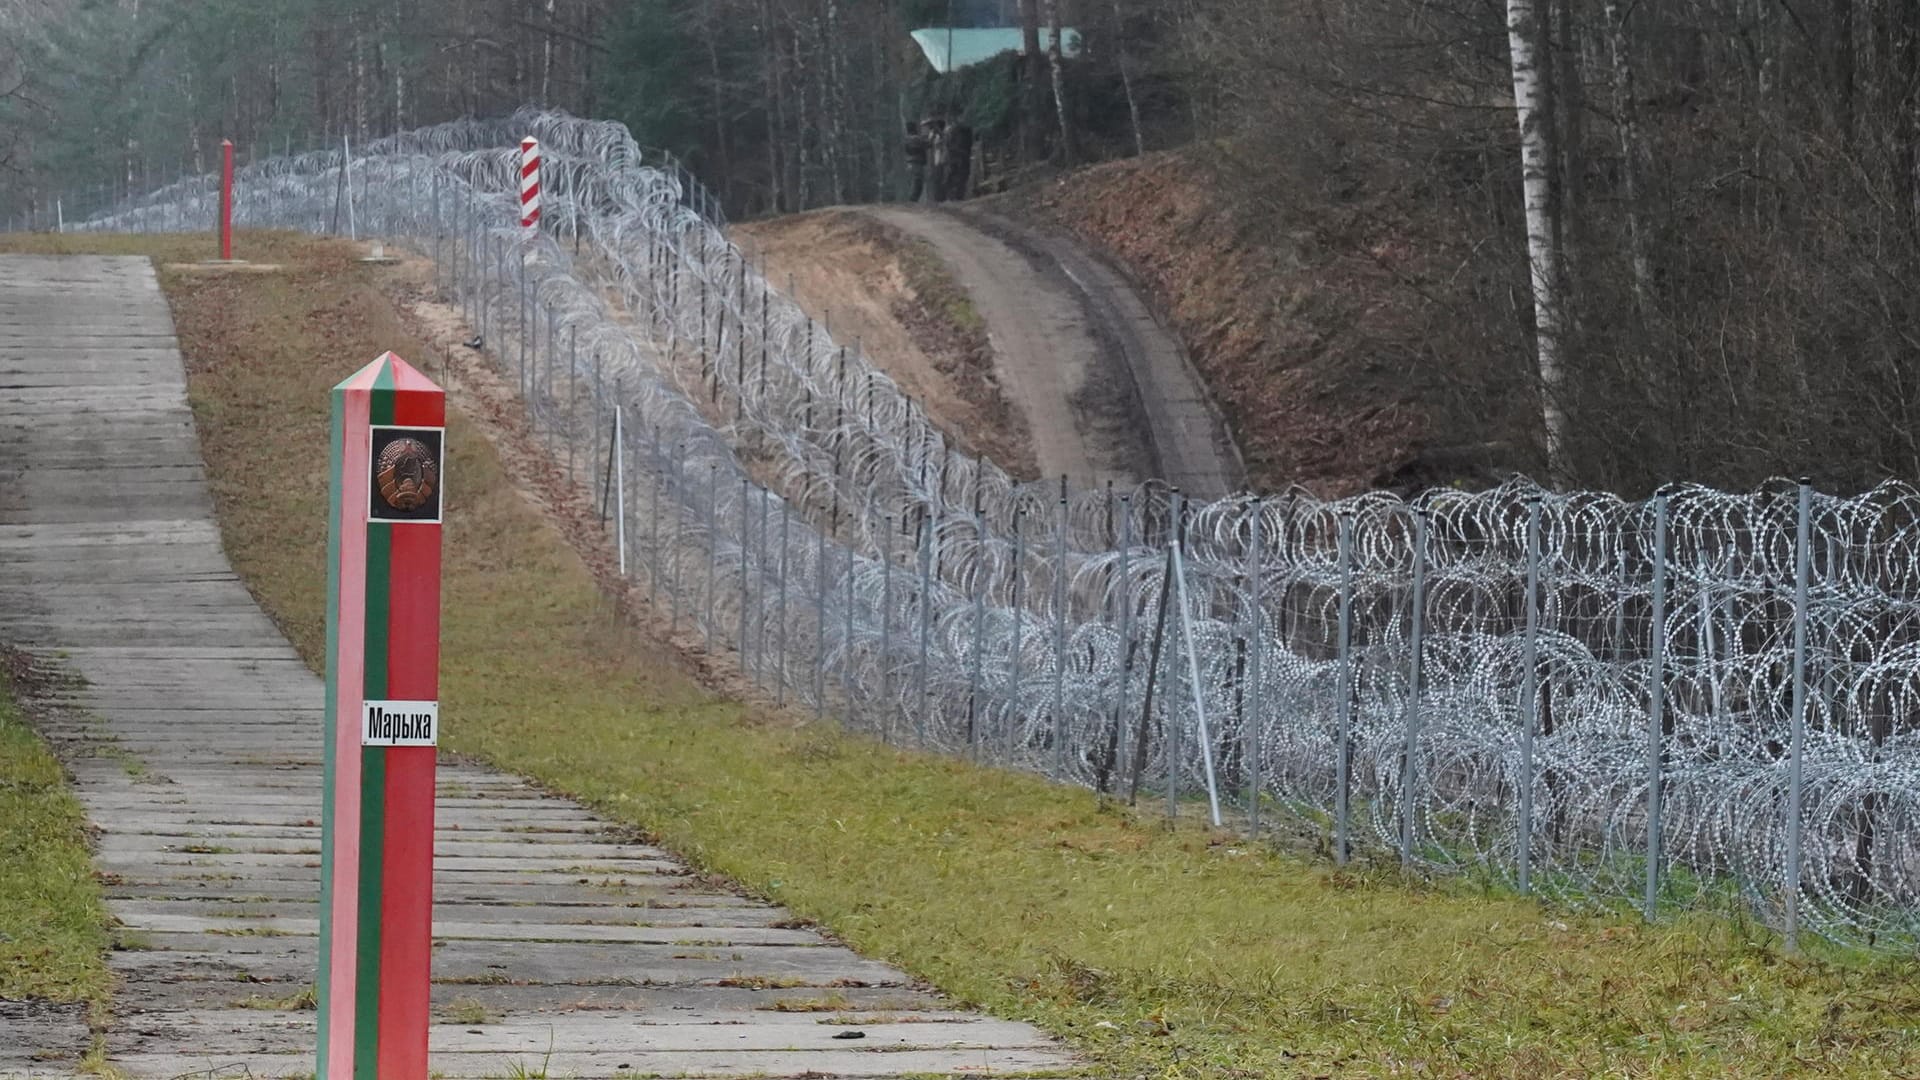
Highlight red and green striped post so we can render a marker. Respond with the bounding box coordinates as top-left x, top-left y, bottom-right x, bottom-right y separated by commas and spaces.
318, 352, 445, 1080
